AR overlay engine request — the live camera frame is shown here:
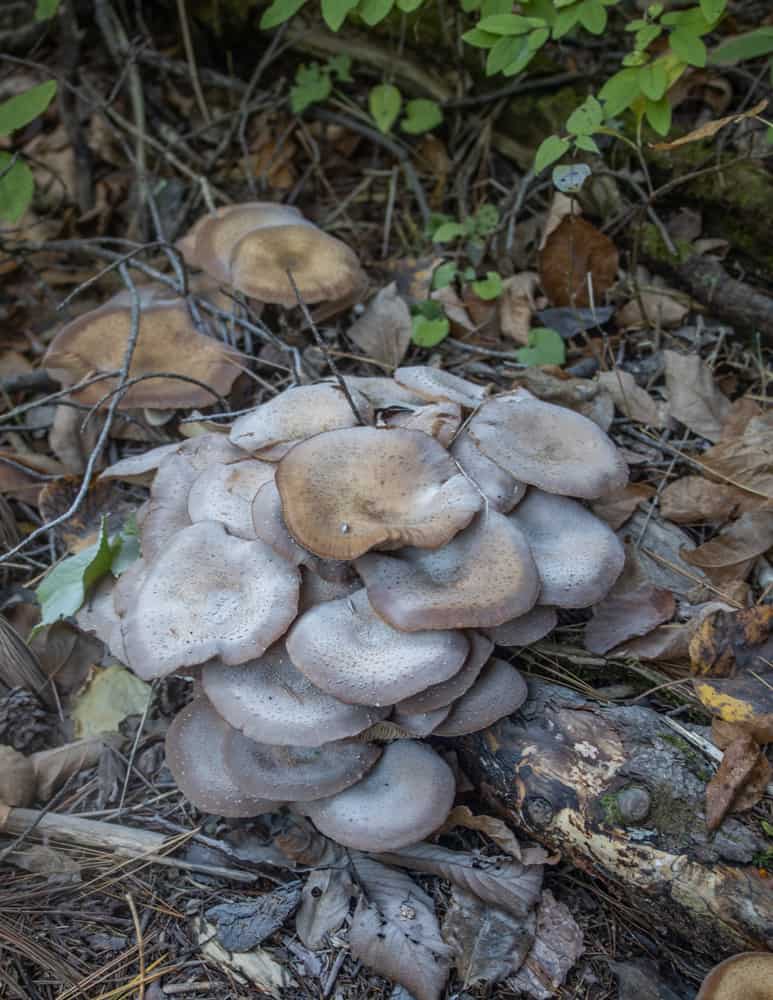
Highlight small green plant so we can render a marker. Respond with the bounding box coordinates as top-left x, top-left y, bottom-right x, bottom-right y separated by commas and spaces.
290, 54, 353, 112
429, 203, 499, 246
368, 84, 443, 134
0, 79, 58, 223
